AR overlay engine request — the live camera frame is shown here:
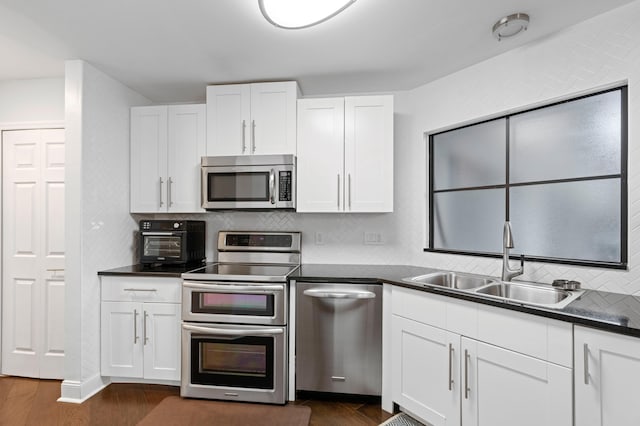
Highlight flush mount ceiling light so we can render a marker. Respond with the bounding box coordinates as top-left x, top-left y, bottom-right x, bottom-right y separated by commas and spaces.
259, 0, 357, 29
492, 13, 530, 41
